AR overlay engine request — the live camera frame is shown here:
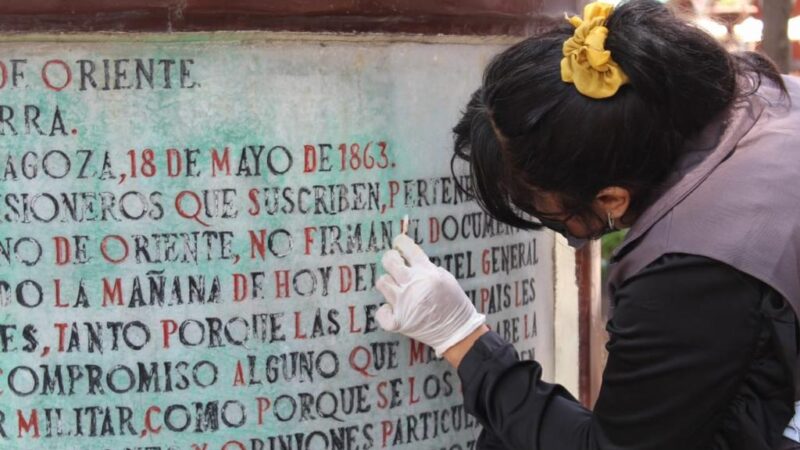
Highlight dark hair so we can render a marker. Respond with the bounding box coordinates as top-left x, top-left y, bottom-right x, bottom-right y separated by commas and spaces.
452, 0, 787, 230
